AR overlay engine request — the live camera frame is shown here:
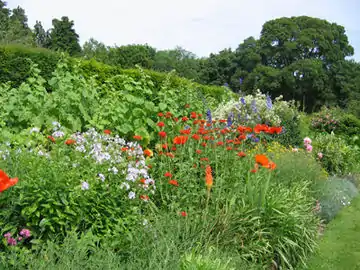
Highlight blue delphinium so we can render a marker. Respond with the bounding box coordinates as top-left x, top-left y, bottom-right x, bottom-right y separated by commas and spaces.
227, 112, 234, 127
206, 109, 212, 125
266, 94, 273, 110
251, 100, 257, 113
240, 97, 246, 105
